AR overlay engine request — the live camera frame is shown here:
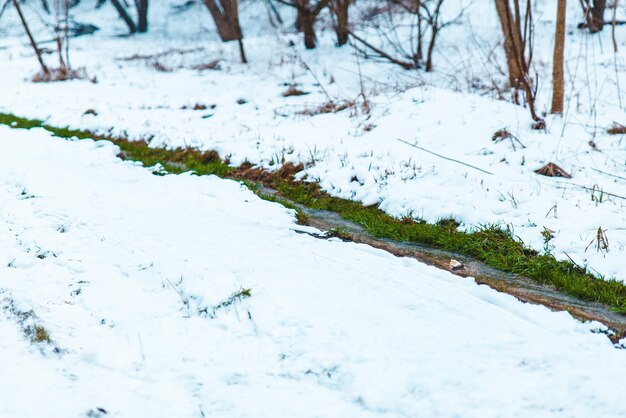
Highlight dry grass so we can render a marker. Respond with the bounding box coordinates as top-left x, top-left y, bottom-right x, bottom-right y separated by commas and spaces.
297, 100, 355, 116
192, 60, 221, 71
534, 162, 572, 179
32, 67, 96, 83
33, 325, 51, 343
608, 123, 626, 135
282, 85, 310, 97
181, 103, 216, 111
